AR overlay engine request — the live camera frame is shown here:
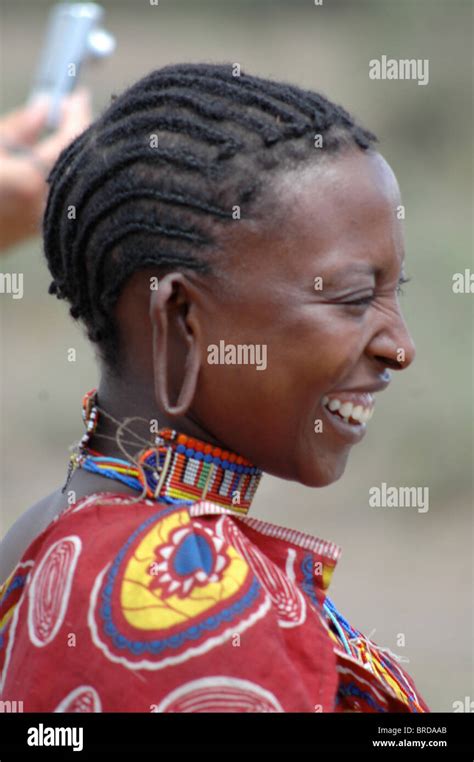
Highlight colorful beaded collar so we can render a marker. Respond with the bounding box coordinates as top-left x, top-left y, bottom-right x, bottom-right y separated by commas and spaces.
66, 389, 262, 516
